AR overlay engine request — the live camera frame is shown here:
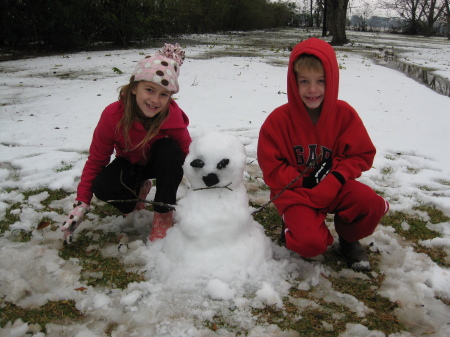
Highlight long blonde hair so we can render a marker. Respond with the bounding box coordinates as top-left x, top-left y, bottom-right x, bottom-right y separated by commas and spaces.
117, 76, 170, 155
